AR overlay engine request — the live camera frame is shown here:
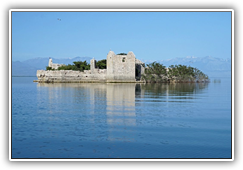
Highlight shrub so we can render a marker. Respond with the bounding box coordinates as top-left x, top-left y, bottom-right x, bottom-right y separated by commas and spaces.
142, 62, 167, 83
117, 53, 127, 55
141, 62, 208, 83
57, 61, 90, 71
46, 66, 54, 71
96, 59, 107, 69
